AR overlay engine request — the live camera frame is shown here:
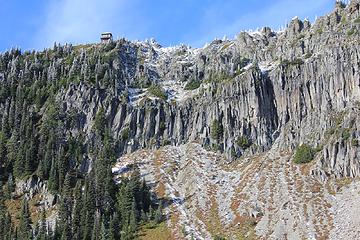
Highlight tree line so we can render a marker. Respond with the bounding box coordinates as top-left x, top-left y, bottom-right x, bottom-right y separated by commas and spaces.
0, 45, 163, 239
